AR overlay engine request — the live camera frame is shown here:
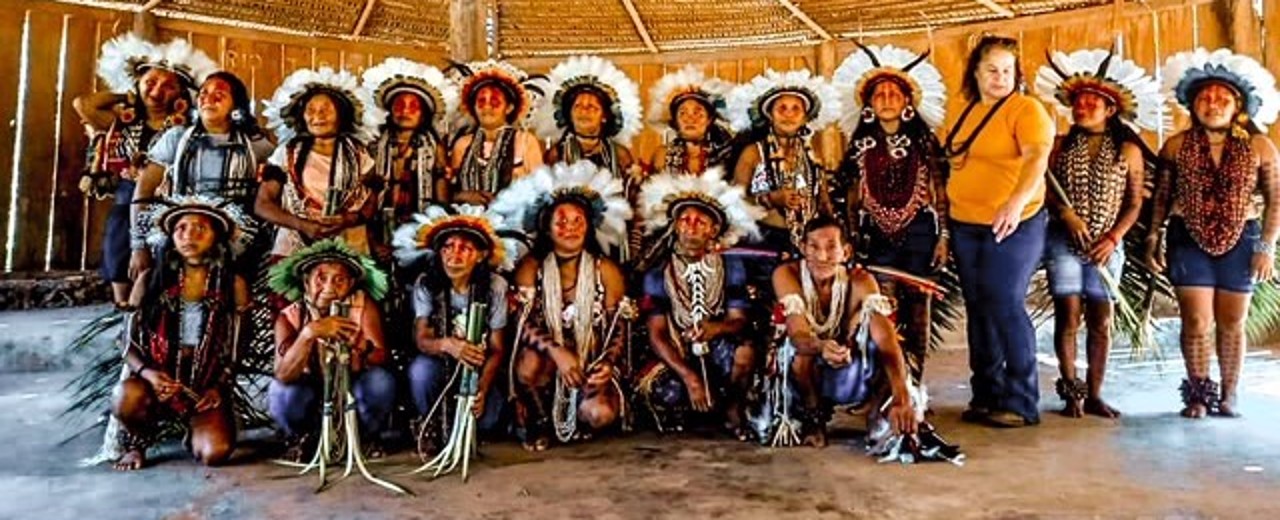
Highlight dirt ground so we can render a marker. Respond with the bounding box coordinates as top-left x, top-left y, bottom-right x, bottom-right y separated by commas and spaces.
4, 343, 1279, 520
